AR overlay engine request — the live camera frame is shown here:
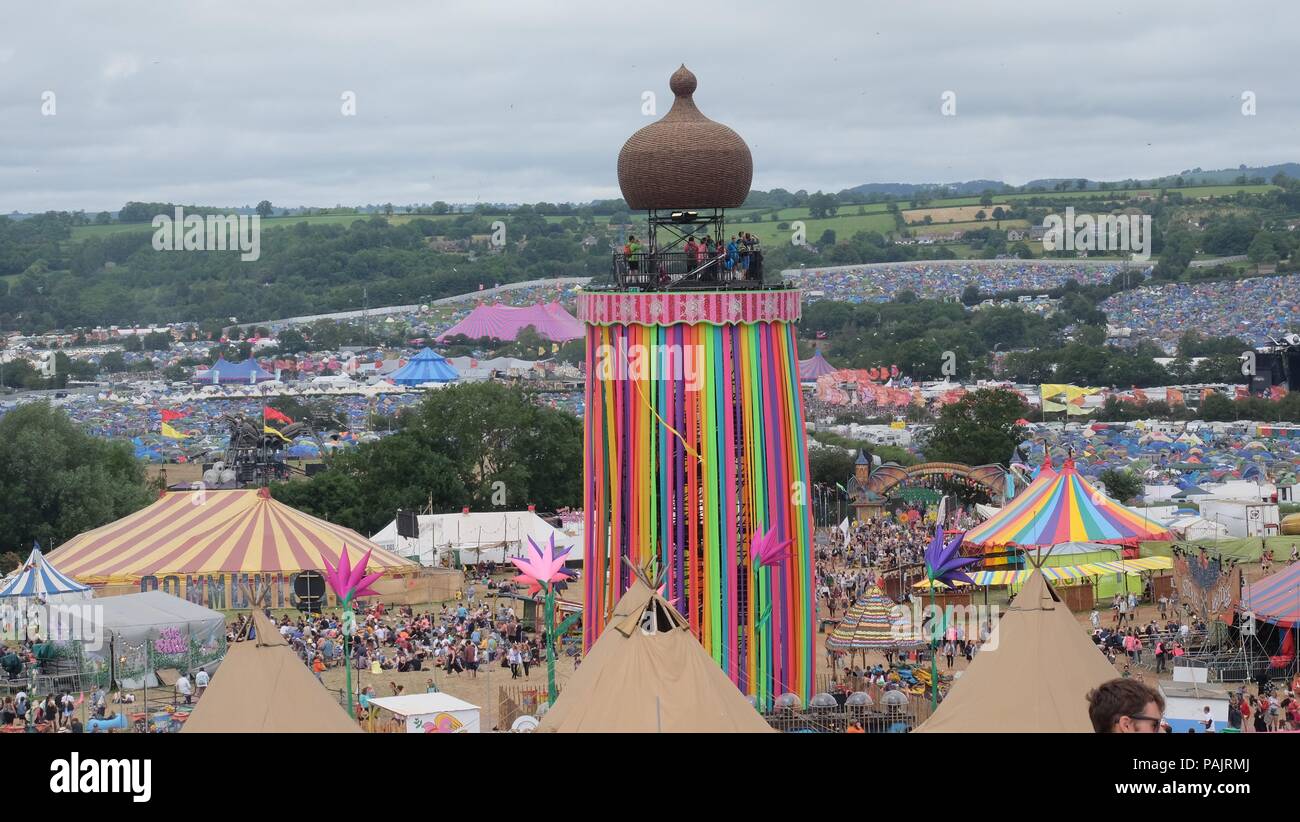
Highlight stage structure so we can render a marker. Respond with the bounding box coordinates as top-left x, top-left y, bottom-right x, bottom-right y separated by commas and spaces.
580, 66, 814, 706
